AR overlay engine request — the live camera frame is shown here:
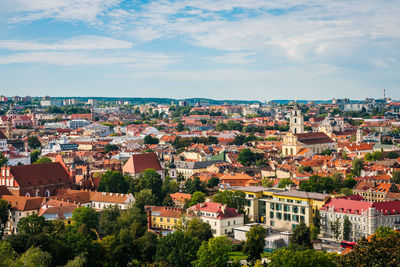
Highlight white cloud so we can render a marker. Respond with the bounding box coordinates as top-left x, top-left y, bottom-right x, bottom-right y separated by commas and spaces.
0, 35, 133, 51
203, 53, 255, 64
0, 51, 180, 68
1, 0, 122, 23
